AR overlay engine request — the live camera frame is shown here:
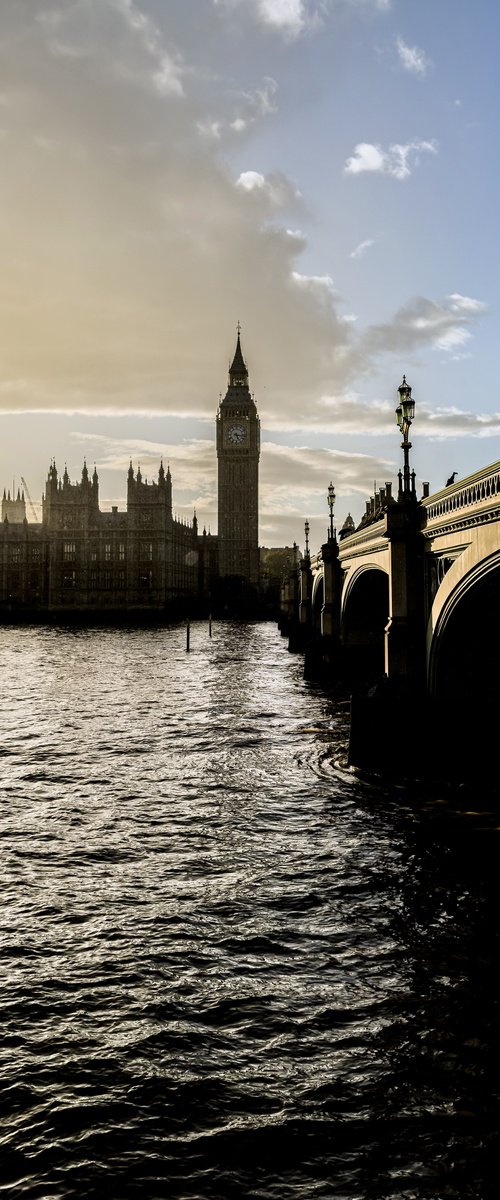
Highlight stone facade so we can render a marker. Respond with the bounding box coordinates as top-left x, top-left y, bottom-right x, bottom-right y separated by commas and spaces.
0, 460, 208, 615
216, 332, 260, 585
